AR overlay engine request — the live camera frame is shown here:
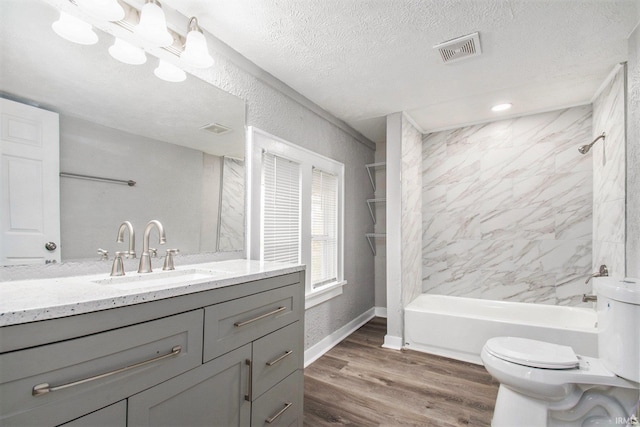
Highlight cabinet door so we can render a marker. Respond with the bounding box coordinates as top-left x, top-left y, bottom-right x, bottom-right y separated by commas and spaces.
128, 344, 251, 427
59, 400, 126, 427
251, 371, 302, 427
